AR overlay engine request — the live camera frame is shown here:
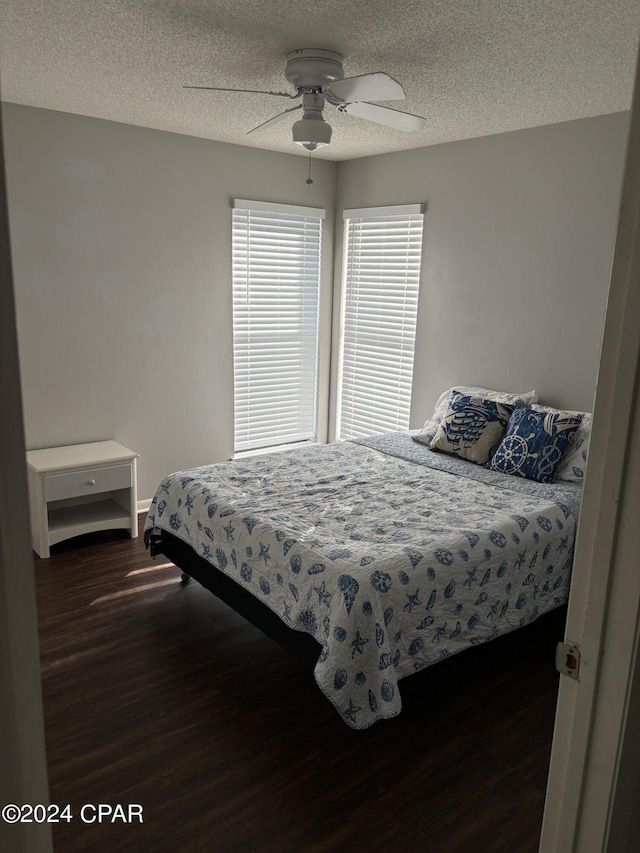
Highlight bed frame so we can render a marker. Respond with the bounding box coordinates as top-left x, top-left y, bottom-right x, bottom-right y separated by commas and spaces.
149, 529, 322, 669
